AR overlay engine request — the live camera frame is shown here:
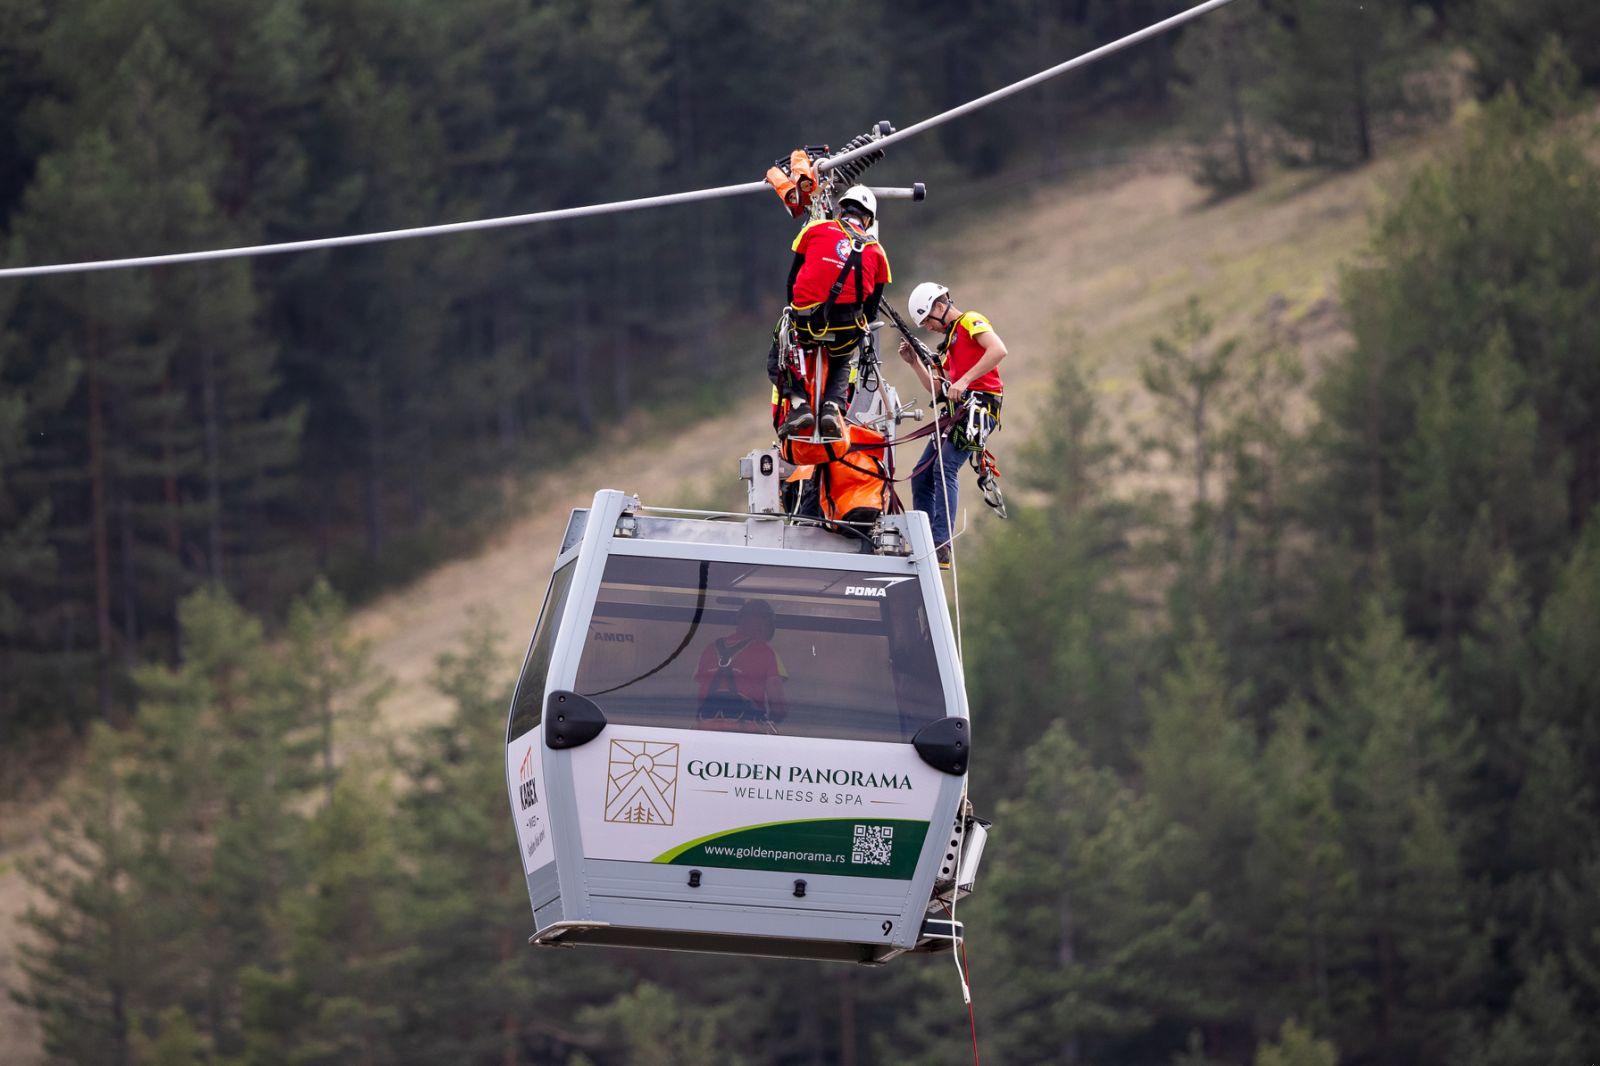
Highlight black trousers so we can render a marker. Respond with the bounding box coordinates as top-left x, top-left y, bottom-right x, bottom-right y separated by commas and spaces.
767, 340, 854, 407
